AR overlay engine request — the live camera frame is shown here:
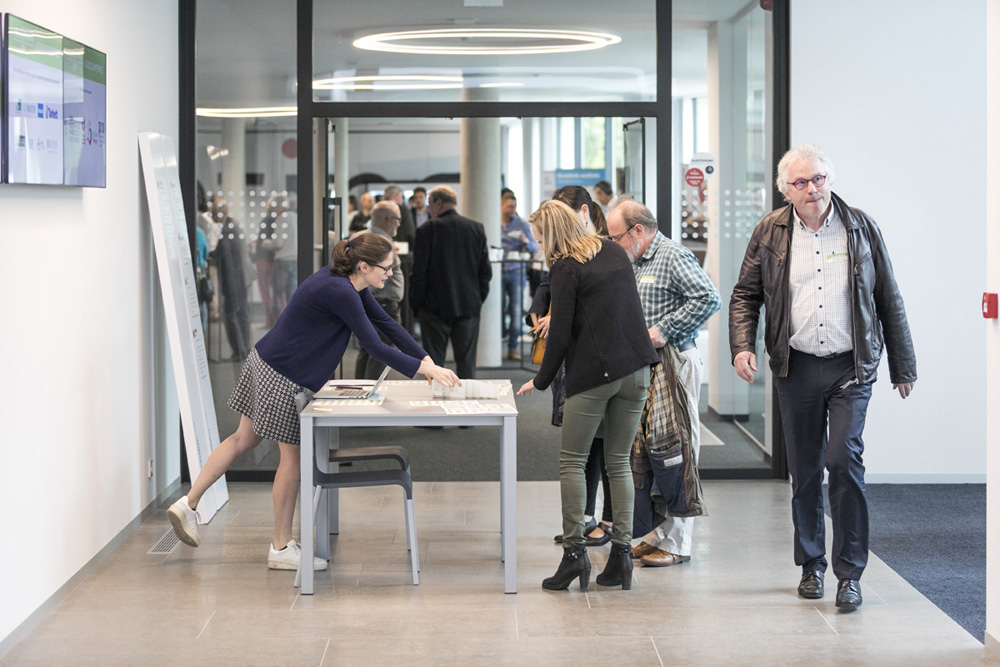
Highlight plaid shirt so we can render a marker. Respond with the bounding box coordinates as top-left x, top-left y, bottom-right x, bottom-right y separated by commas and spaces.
632, 232, 721, 346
